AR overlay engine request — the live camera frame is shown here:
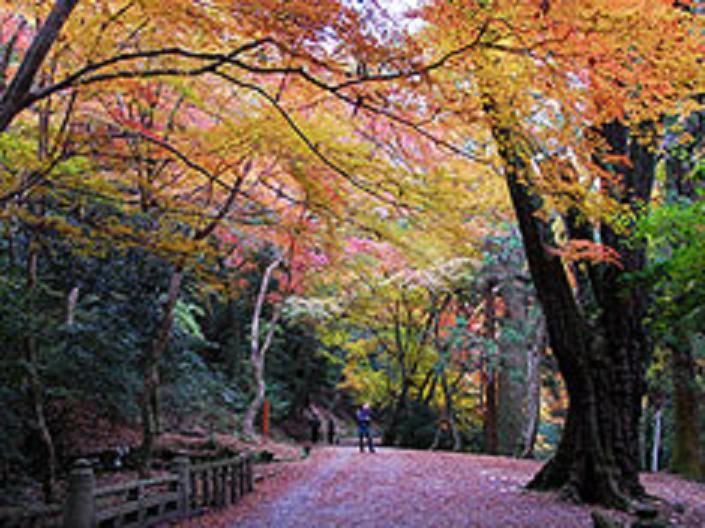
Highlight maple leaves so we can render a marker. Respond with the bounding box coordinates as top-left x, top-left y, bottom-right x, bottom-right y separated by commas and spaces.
546, 239, 623, 268
399, 0, 705, 279
0, 1, 388, 284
